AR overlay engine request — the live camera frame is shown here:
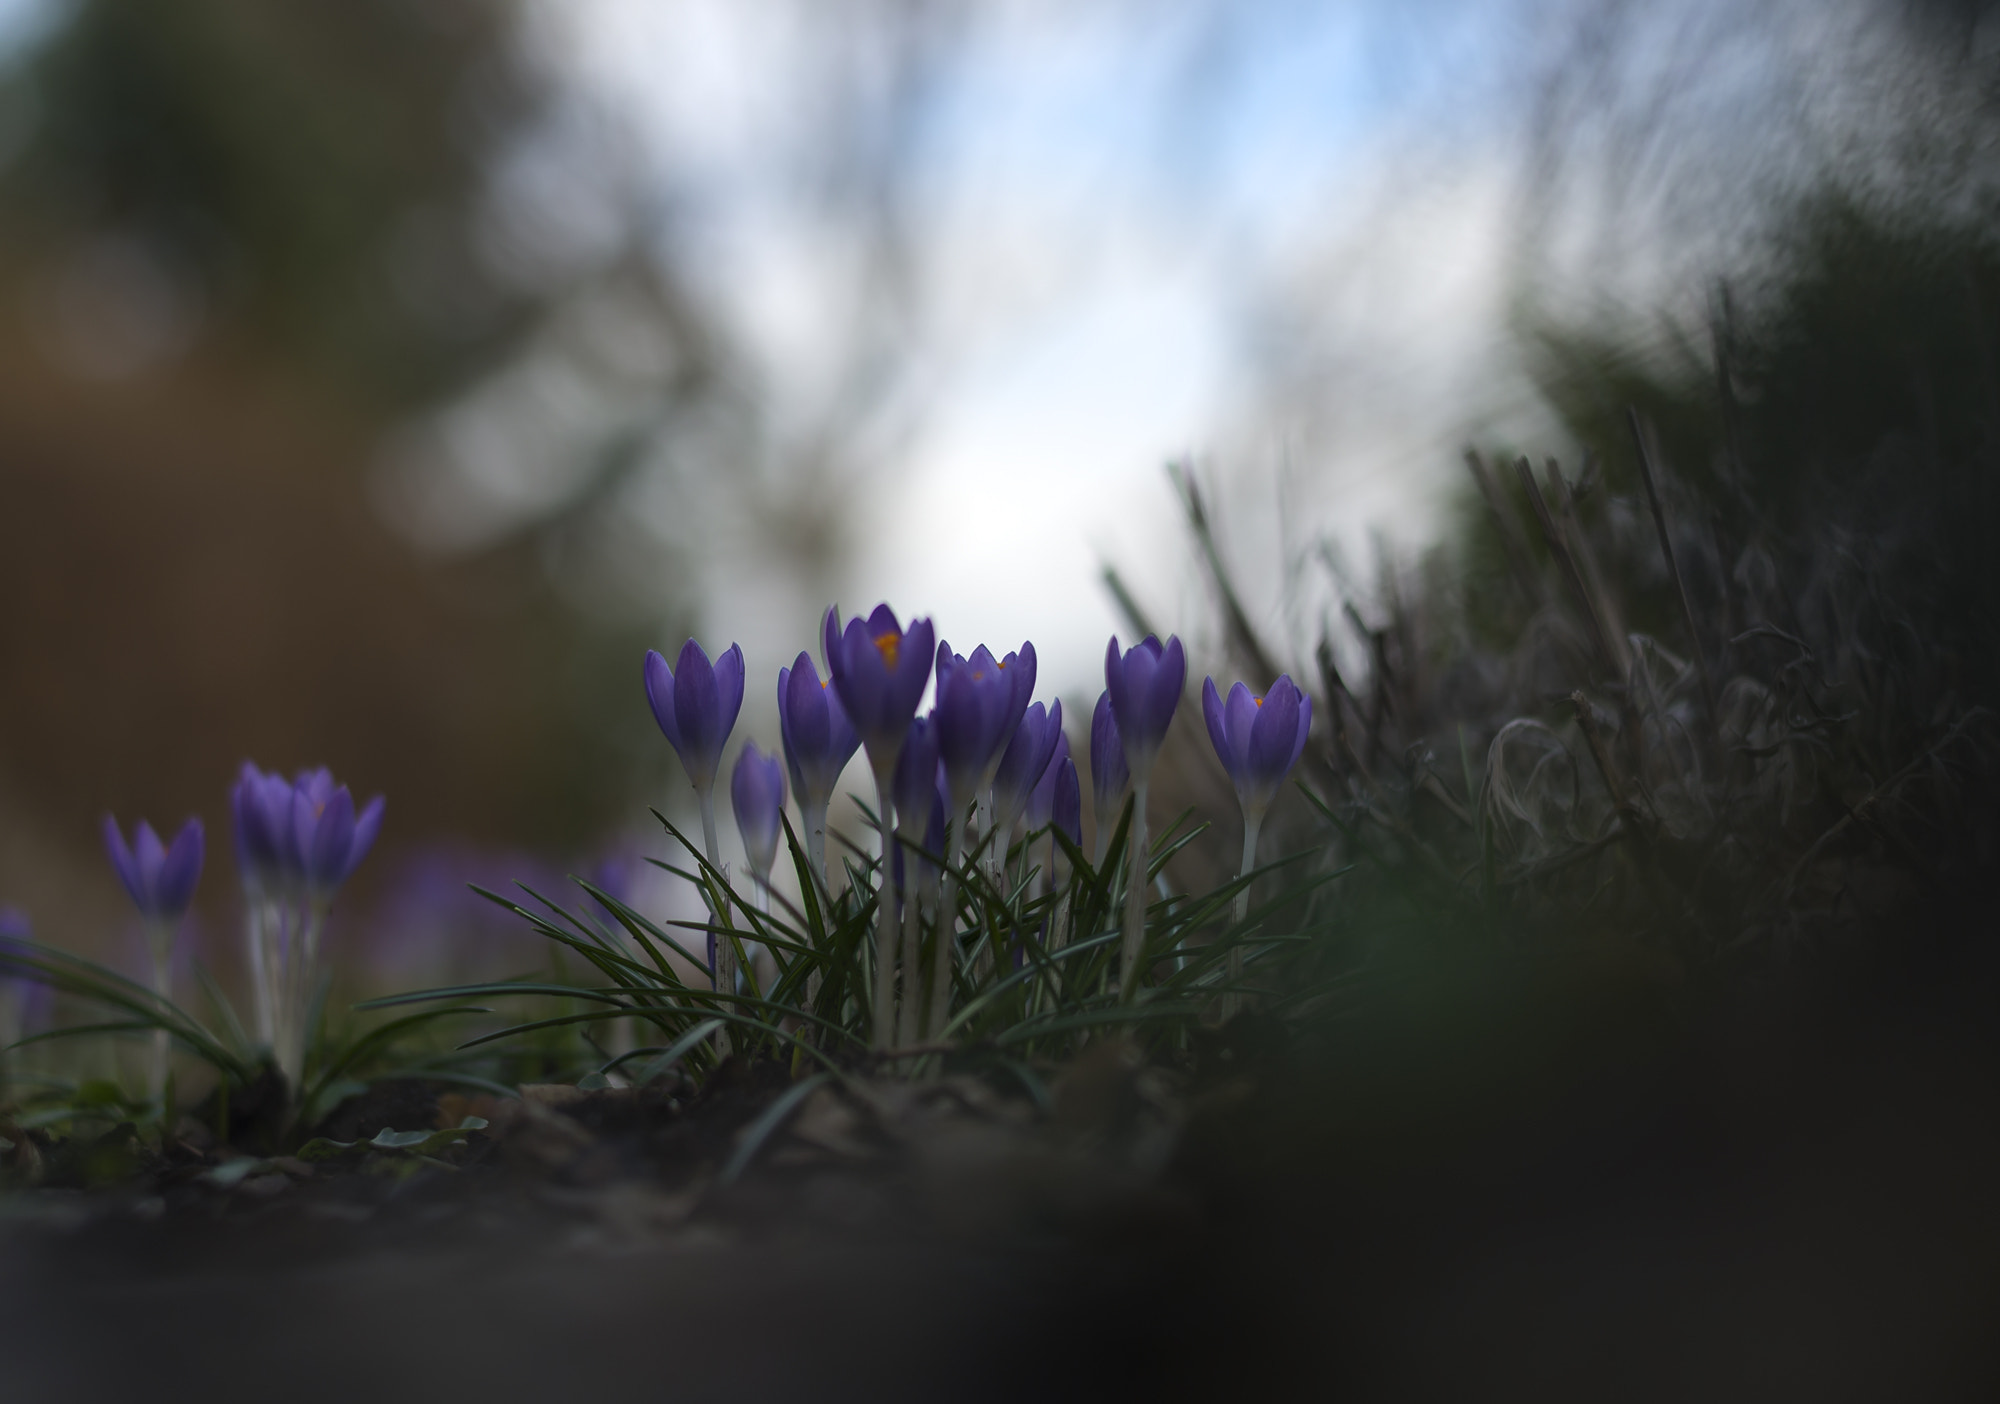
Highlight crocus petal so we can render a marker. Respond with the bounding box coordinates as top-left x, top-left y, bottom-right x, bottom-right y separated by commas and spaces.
712, 643, 746, 747
892, 617, 936, 727
1202, 678, 1230, 777
133, 822, 168, 908
1144, 636, 1188, 748
730, 743, 786, 877
643, 649, 683, 754
156, 819, 205, 918
1224, 682, 1260, 777
822, 606, 842, 672
307, 788, 358, 891
832, 617, 889, 743
1248, 680, 1303, 795
1052, 756, 1082, 847
102, 816, 145, 910
344, 796, 386, 881
777, 664, 809, 798
893, 715, 941, 839
672, 639, 721, 774
1090, 689, 1129, 813
1026, 729, 1072, 831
